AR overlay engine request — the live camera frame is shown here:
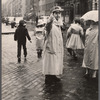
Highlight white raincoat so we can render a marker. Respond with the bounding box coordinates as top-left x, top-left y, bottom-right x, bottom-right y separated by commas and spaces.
82, 26, 98, 70
42, 17, 64, 75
